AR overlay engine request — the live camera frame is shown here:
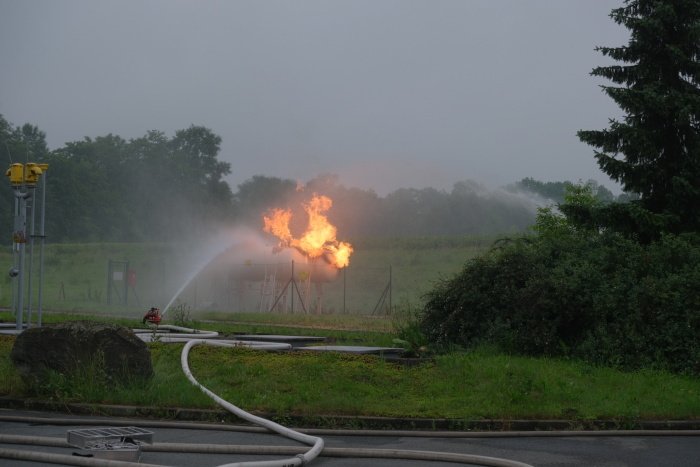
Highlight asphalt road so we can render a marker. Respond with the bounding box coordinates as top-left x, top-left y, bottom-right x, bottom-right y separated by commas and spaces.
0, 409, 698, 467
